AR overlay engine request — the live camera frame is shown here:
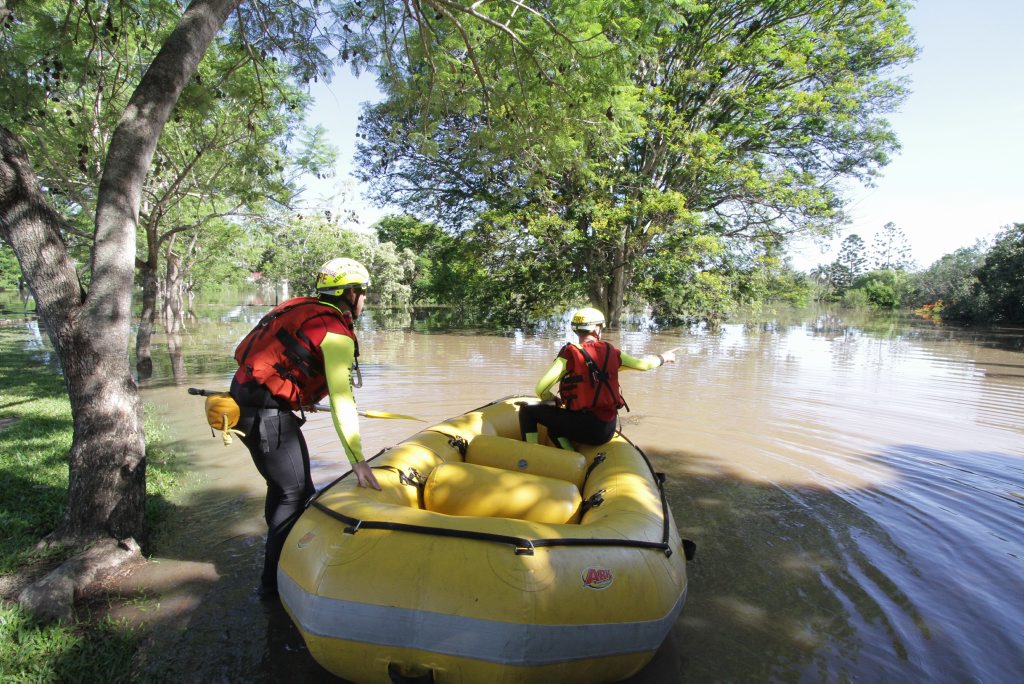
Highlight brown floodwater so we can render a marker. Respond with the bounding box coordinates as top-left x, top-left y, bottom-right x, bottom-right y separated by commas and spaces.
7, 302, 1024, 681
